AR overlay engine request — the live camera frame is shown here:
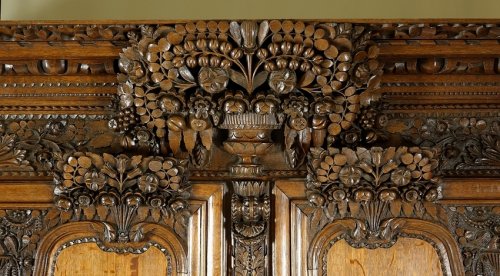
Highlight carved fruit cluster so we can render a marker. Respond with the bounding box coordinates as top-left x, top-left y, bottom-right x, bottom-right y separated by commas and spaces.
114, 21, 382, 164
307, 146, 441, 207
53, 152, 190, 211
